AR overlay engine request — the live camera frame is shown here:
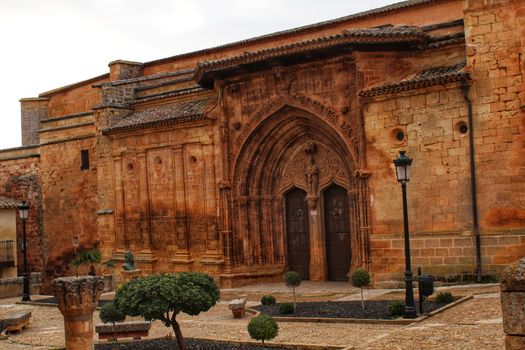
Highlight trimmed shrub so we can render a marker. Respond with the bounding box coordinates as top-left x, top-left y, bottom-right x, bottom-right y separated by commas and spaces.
436, 291, 454, 304
388, 300, 405, 317
284, 271, 302, 311
100, 302, 126, 324
278, 302, 295, 315
351, 268, 371, 309
99, 302, 125, 343
261, 295, 276, 305
247, 314, 278, 344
